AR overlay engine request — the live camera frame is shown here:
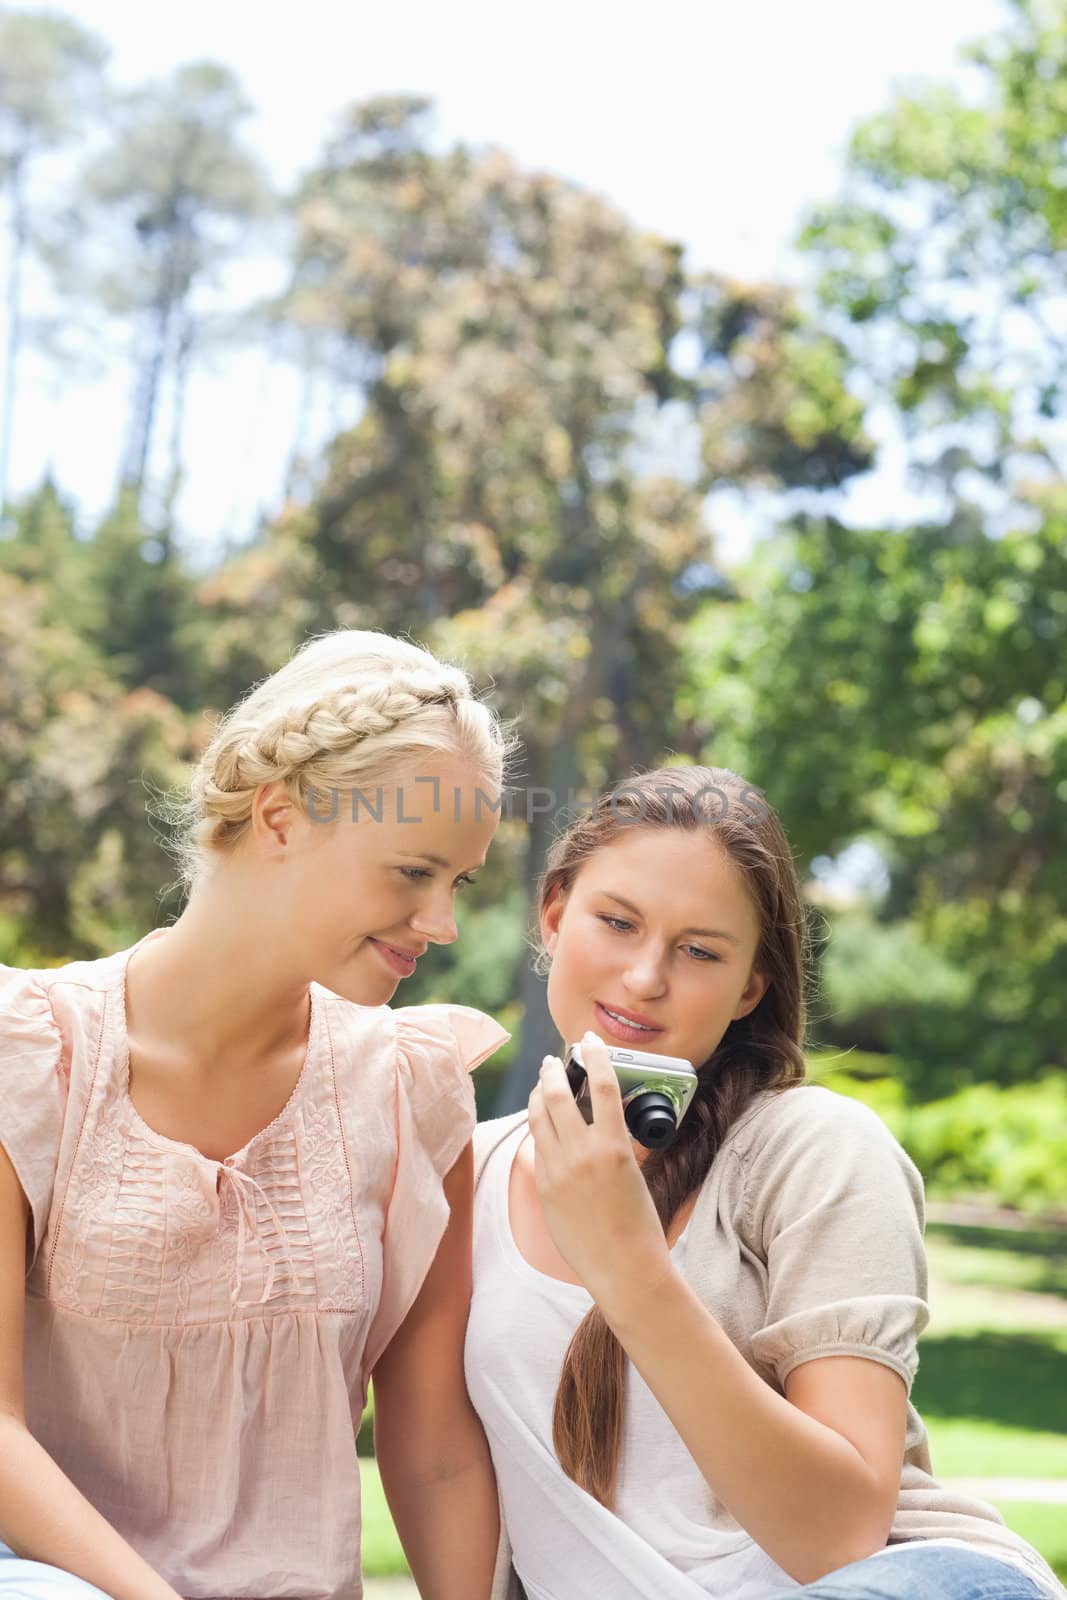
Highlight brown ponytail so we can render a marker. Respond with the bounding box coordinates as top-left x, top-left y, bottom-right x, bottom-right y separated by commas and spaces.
536, 767, 810, 1507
